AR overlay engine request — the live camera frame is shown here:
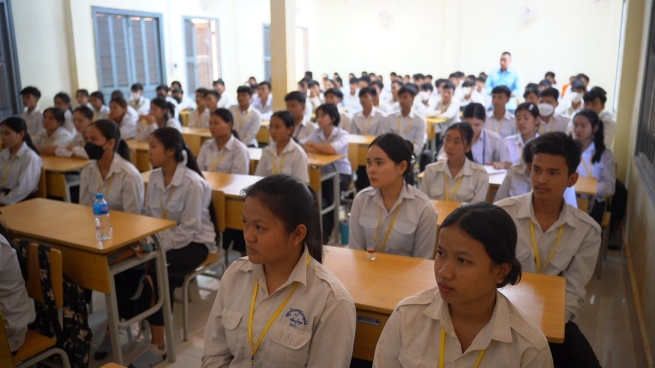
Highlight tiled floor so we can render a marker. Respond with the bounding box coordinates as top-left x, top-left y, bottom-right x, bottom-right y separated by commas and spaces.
87, 248, 640, 368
